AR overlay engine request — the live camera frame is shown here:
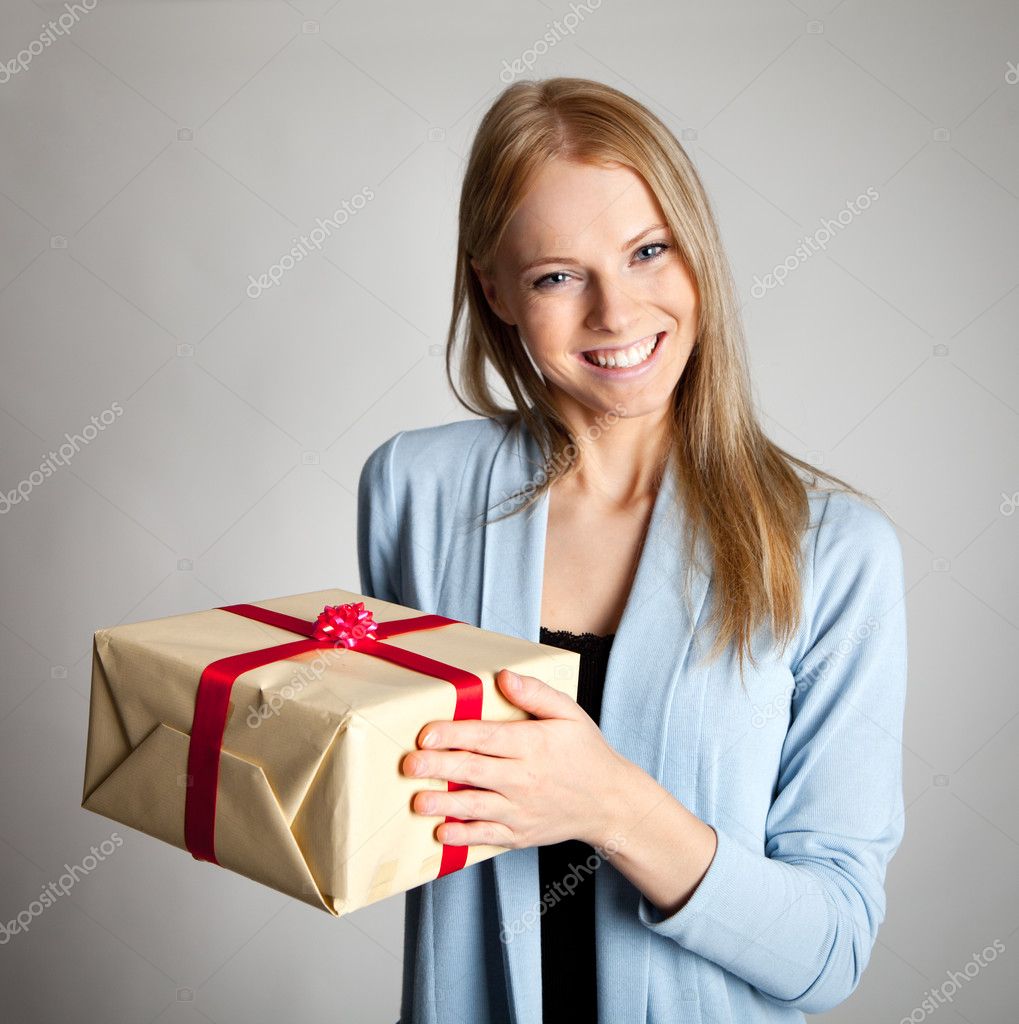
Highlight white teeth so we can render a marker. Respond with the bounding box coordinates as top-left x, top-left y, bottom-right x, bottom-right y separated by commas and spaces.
584, 335, 659, 368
